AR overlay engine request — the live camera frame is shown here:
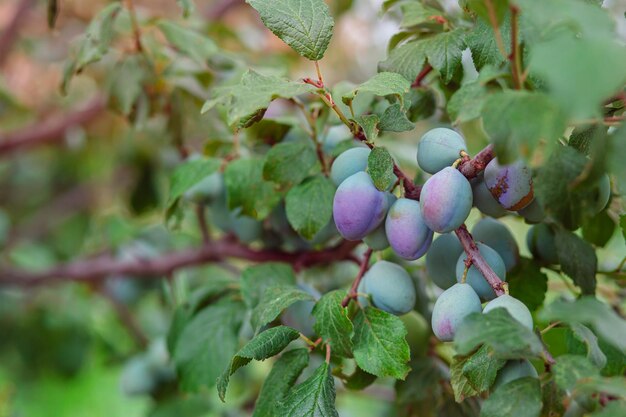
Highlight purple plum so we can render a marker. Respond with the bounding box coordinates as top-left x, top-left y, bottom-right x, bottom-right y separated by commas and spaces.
420, 167, 473, 233
484, 159, 534, 210
385, 198, 434, 260
431, 283, 482, 342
